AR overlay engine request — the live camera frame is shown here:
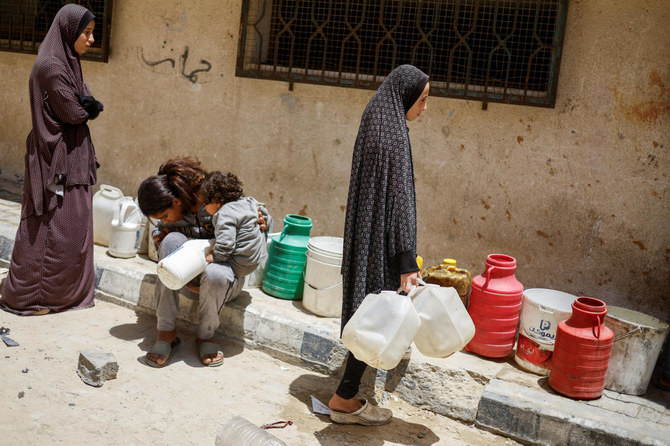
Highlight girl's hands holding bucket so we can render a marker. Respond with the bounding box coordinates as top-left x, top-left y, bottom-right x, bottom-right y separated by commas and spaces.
400, 271, 421, 293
